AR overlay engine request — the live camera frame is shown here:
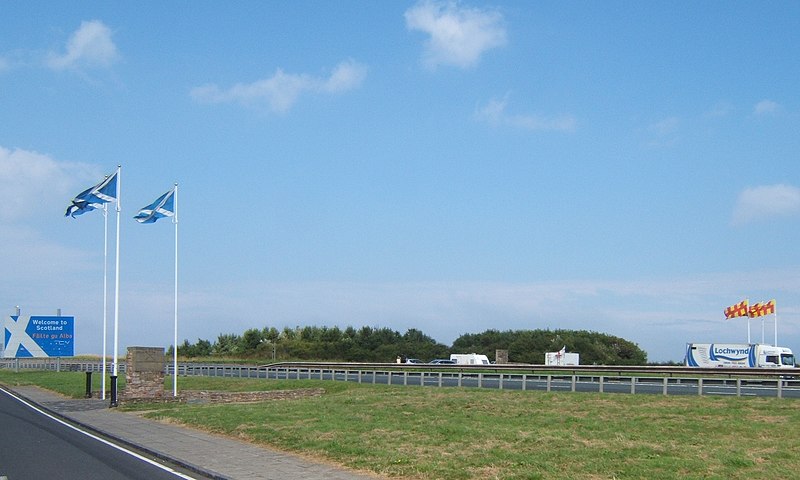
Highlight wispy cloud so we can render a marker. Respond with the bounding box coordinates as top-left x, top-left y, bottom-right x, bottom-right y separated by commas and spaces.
705, 102, 733, 118
753, 99, 780, 116
732, 184, 800, 226
474, 96, 576, 132
46, 20, 119, 71
641, 116, 681, 147
190, 59, 367, 113
649, 116, 680, 136
405, 0, 506, 69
